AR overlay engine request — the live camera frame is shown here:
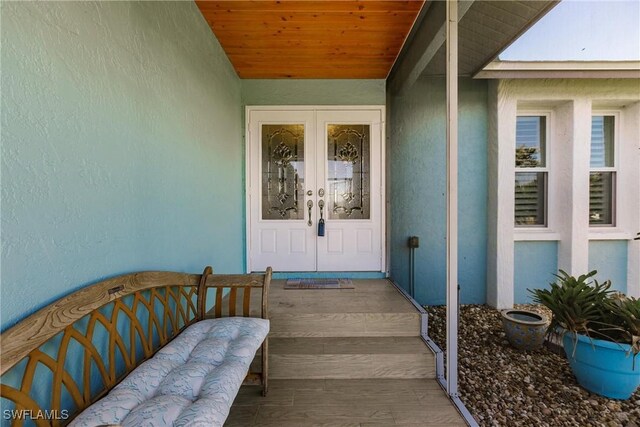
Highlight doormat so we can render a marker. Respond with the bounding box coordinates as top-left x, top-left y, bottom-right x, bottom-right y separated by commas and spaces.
284, 278, 354, 289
